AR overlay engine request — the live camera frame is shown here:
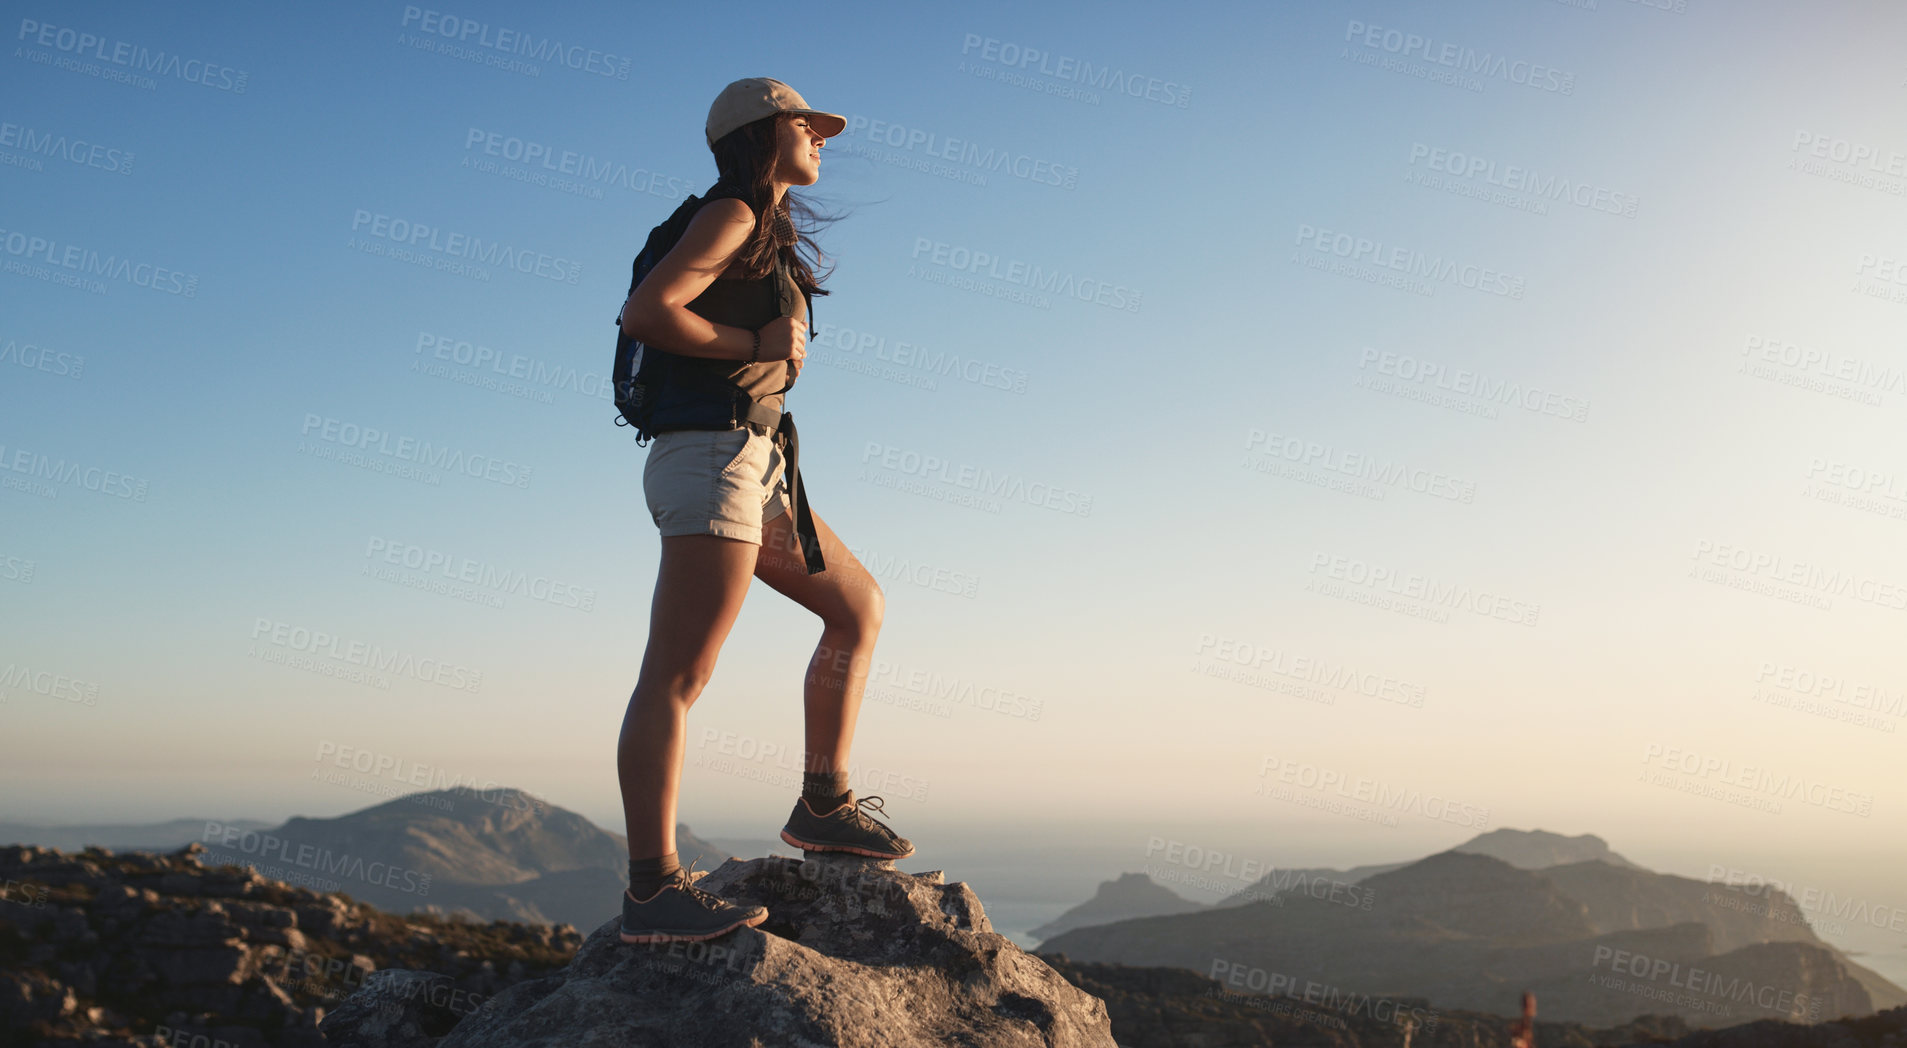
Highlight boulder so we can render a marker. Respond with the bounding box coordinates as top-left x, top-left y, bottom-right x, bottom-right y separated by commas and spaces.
326, 853, 1116, 1048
